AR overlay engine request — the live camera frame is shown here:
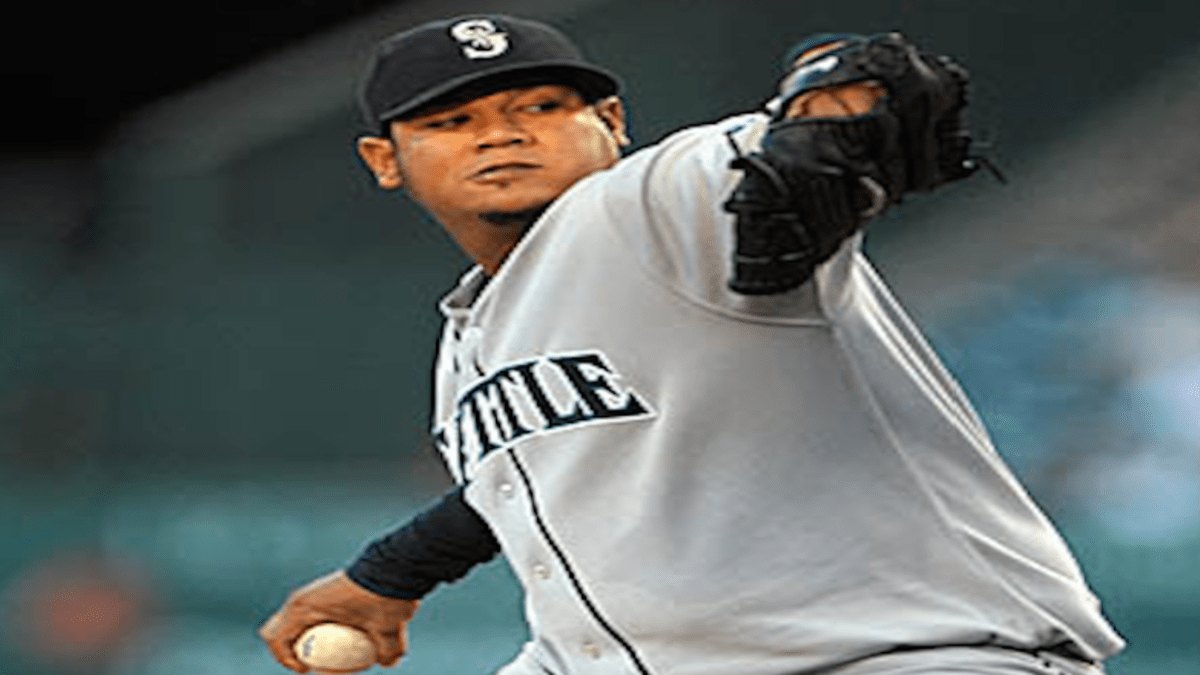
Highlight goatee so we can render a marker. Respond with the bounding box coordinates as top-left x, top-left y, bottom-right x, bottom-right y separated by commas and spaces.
480, 203, 552, 230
